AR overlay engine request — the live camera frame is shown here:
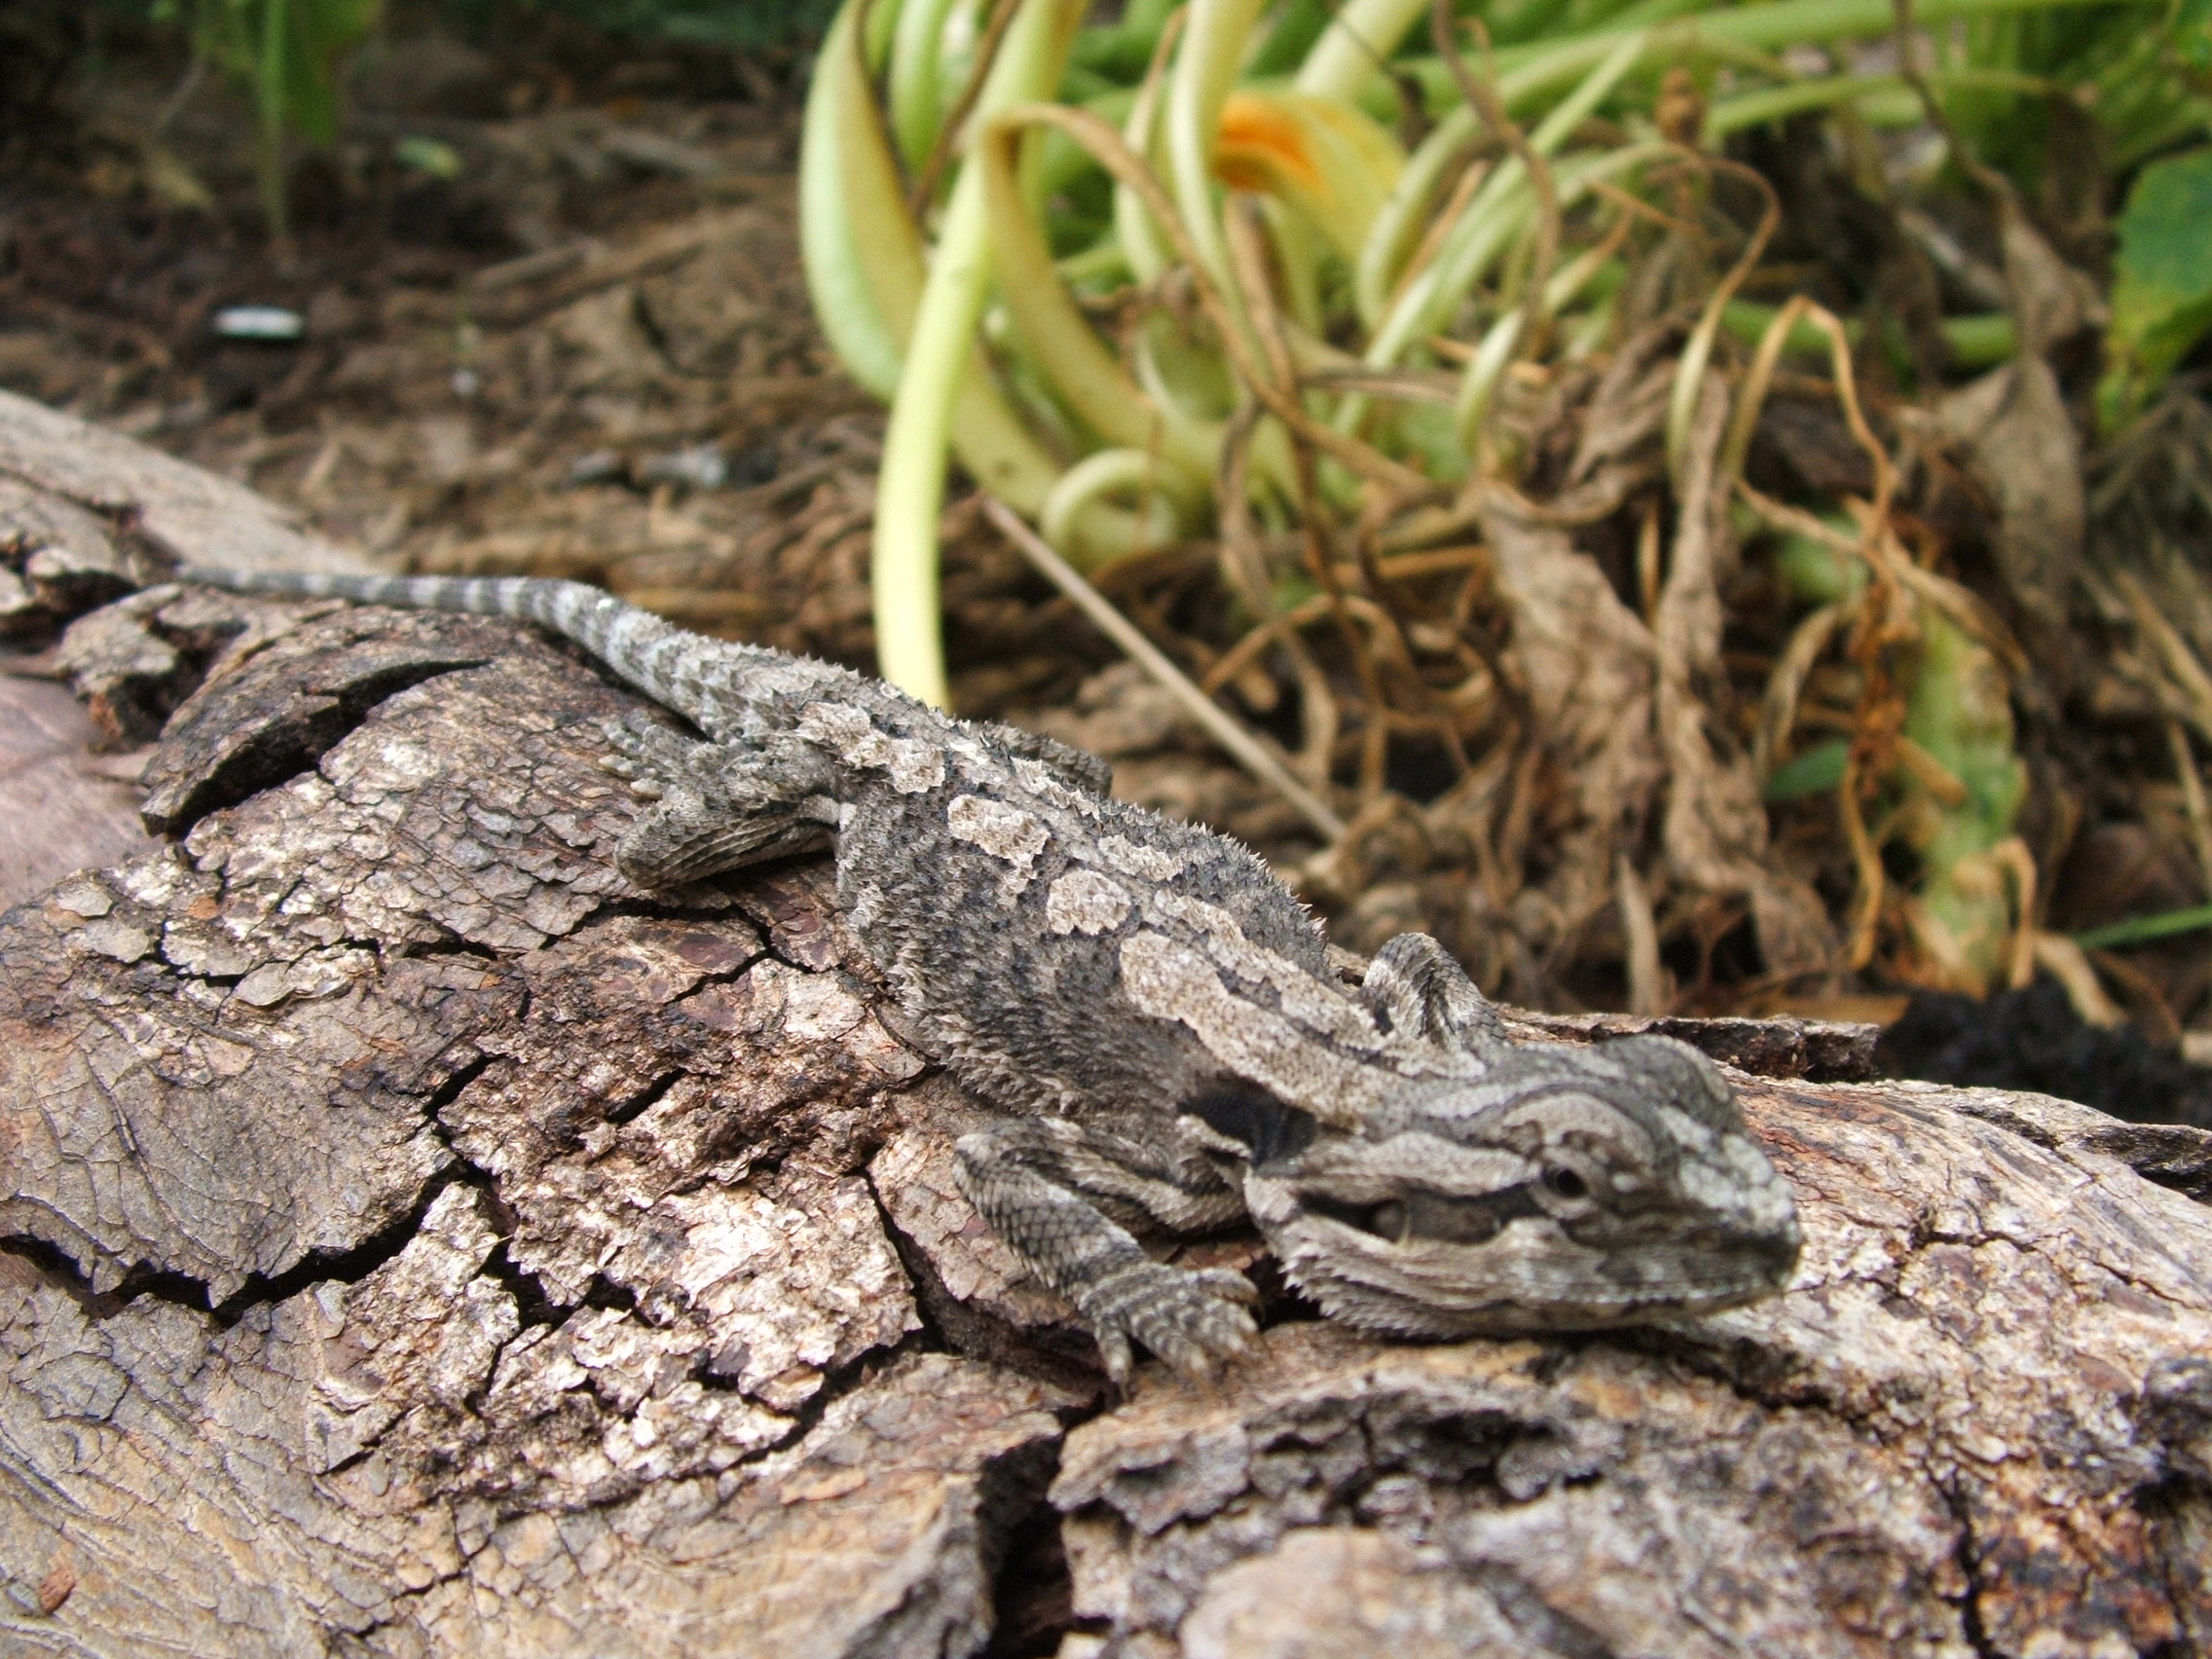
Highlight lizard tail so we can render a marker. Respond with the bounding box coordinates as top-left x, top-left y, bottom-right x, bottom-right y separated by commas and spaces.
175, 567, 717, 718
173, 567, 861, 736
